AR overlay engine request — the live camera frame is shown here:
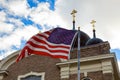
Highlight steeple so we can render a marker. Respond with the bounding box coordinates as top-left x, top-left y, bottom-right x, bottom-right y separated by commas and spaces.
86, 20, 103, 46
